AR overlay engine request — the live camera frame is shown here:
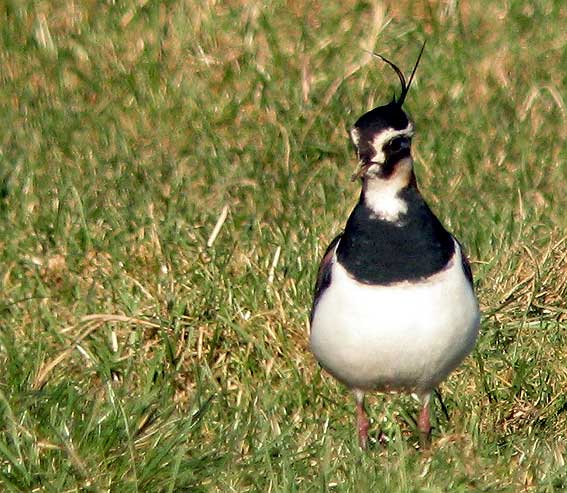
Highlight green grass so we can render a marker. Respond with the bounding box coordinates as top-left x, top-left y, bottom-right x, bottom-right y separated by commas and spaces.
1, 0, 566, 491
